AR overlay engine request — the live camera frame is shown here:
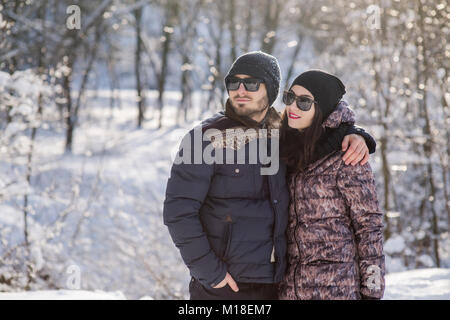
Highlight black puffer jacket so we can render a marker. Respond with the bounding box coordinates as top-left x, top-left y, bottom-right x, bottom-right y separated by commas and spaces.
163, 103, 376, 289
163, 106, 290, 288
